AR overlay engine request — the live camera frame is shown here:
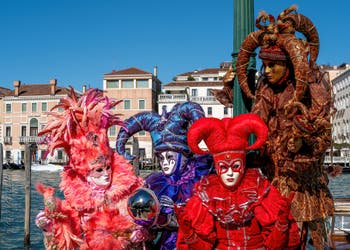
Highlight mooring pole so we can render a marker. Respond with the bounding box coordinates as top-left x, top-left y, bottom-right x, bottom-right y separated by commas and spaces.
0, 143, 3, 220
132, 136, 140, 176
24, 144, 32, 247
